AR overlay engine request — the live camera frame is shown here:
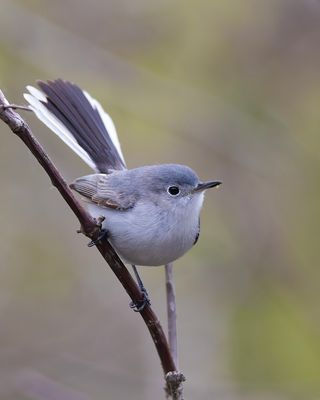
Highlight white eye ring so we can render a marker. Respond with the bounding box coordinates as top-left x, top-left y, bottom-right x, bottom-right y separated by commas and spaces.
167, 186, 180, 196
